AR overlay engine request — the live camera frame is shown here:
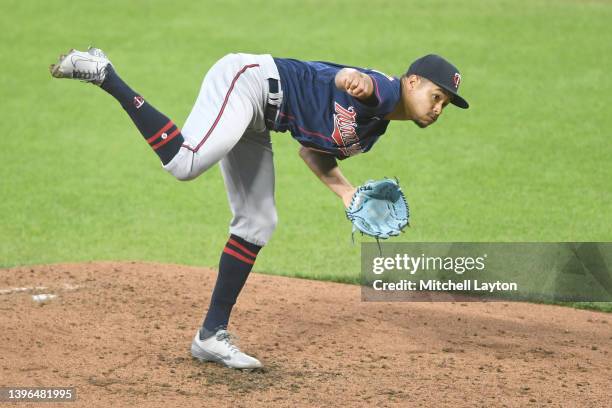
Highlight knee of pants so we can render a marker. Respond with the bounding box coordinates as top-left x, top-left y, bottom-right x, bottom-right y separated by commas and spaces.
170, 168, 197, 182
258, 209, 279, 245
232, 209, 278, 247
167, 166, 197, 182
266, 210, 279, 238
163, 149, 198, 181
